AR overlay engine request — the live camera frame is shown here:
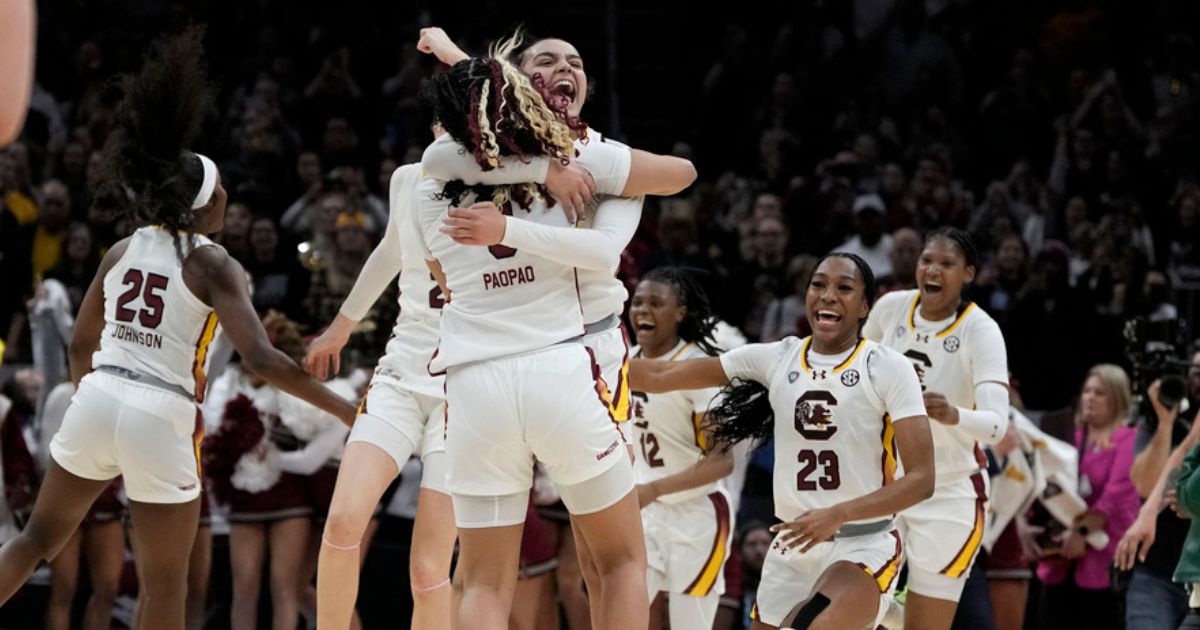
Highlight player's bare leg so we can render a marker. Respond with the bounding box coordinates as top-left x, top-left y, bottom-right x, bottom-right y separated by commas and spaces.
410, 487, 458, 630
569, 490, 648, 630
